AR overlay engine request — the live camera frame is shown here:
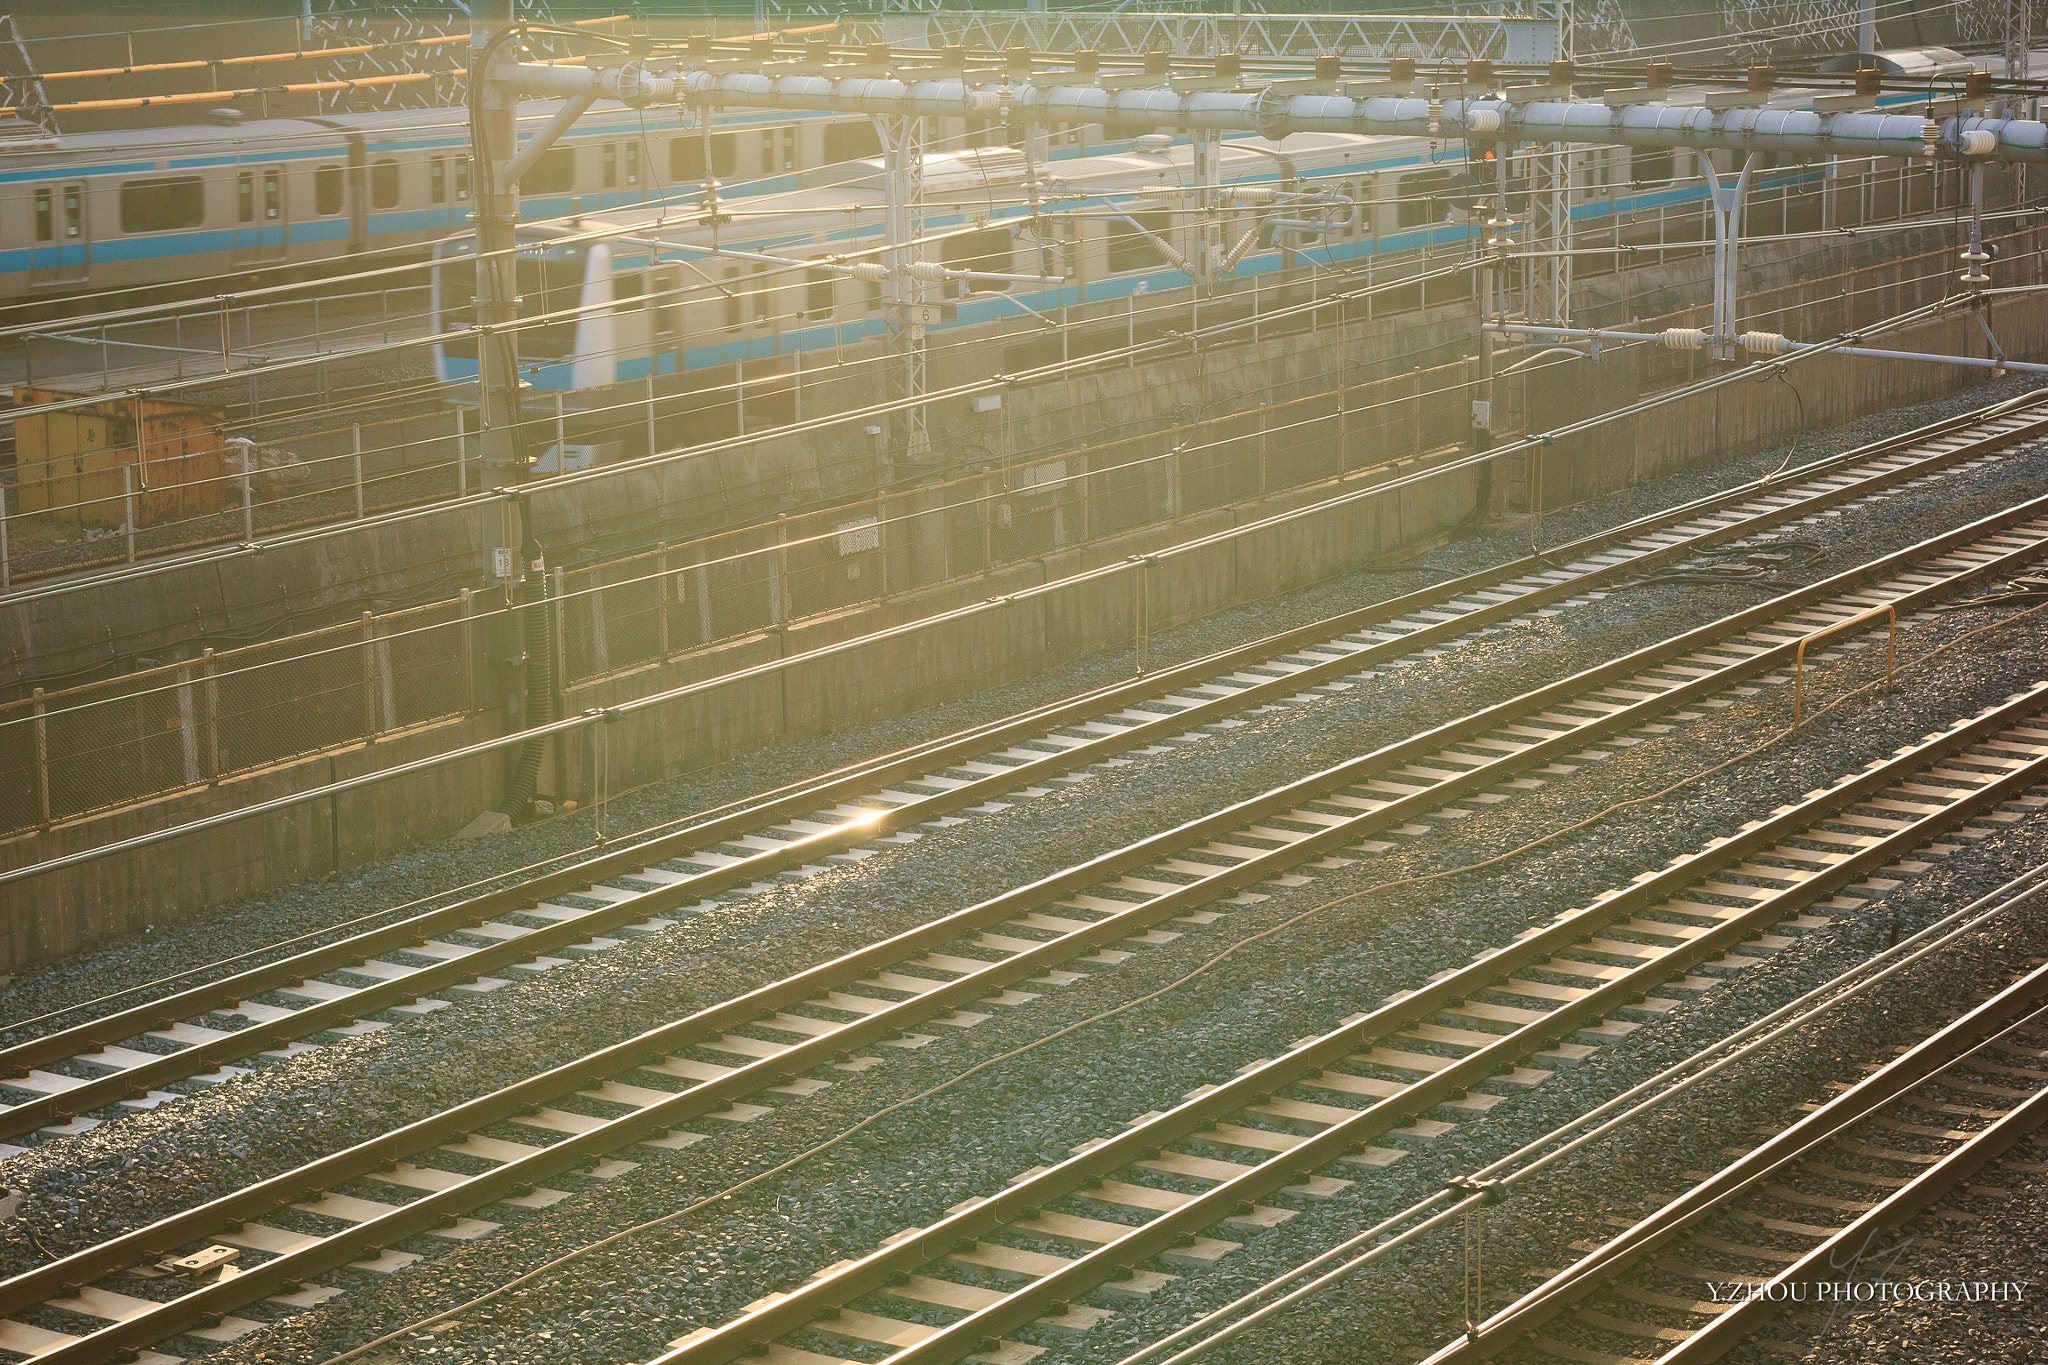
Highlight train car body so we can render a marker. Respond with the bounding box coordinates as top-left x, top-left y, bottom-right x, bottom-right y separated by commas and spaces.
0, 100, 938, 303
429, 118, 1846, 453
